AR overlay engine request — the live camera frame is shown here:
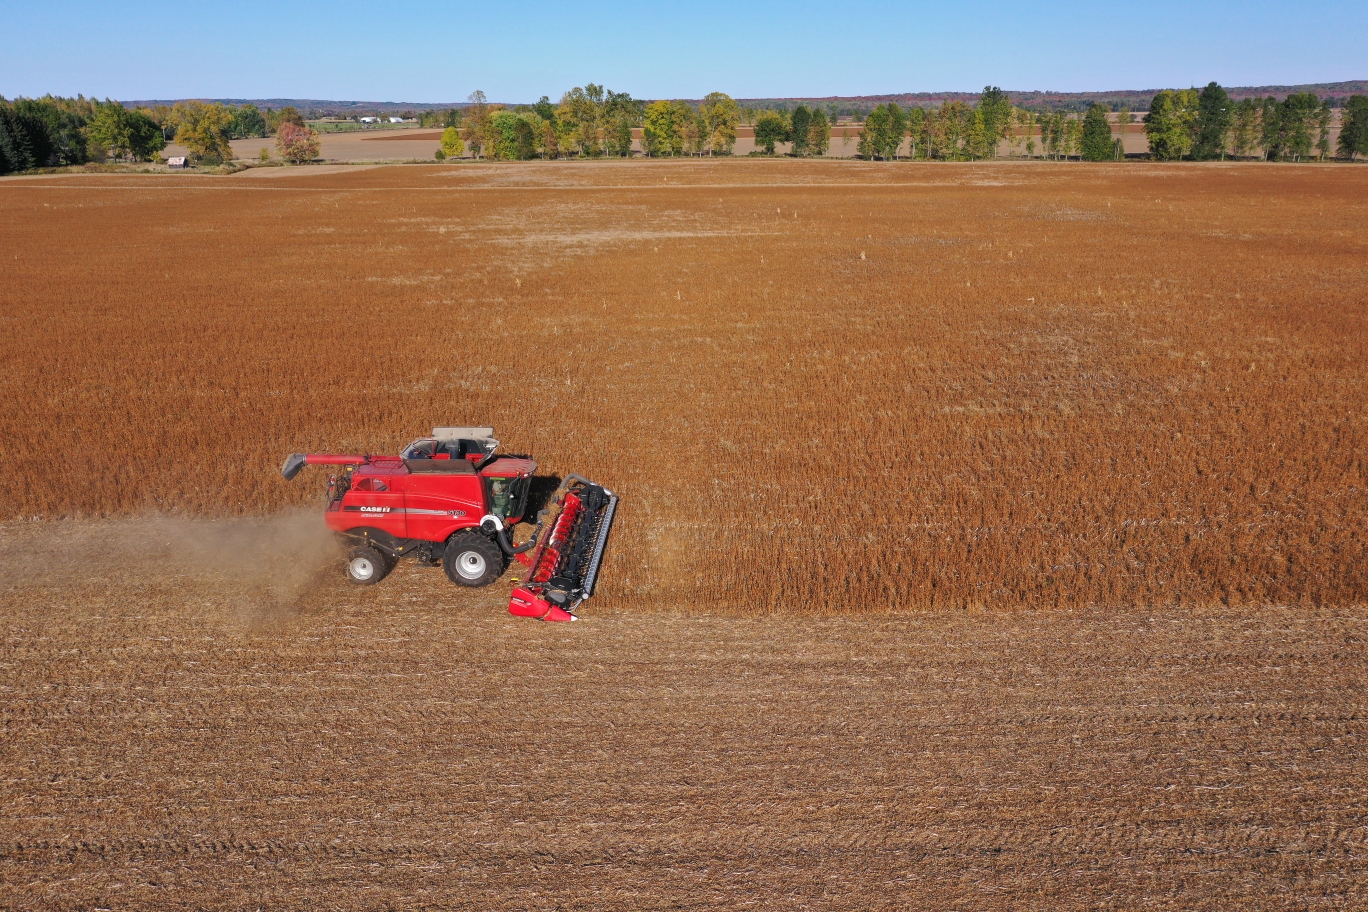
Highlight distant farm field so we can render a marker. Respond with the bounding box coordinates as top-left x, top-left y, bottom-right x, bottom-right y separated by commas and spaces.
3, 160, 1365, 612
